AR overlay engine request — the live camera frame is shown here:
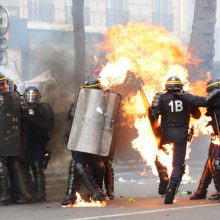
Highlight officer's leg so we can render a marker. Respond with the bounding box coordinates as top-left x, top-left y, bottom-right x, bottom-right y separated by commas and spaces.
62, 159, 81, 206
93, 160, 105, 190
164, 146, 186, 204
0, 158, 10, 206
104, 159, 114, 200
155, 156, 169, 196
190, 159, 212, 200
8, 159, 32, 204
209, 157, 220, 201
23, 163, 35, 196
164, 130, 188, 204
164, 164, 185, 204
31, 160, 46, 202
75, 161, 107, 201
